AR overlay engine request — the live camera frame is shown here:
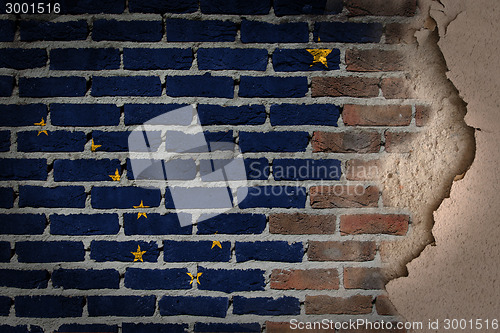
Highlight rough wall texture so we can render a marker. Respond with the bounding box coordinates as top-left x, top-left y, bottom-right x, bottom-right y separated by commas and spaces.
0, 0, 480, 332
388, 0, 500, 331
